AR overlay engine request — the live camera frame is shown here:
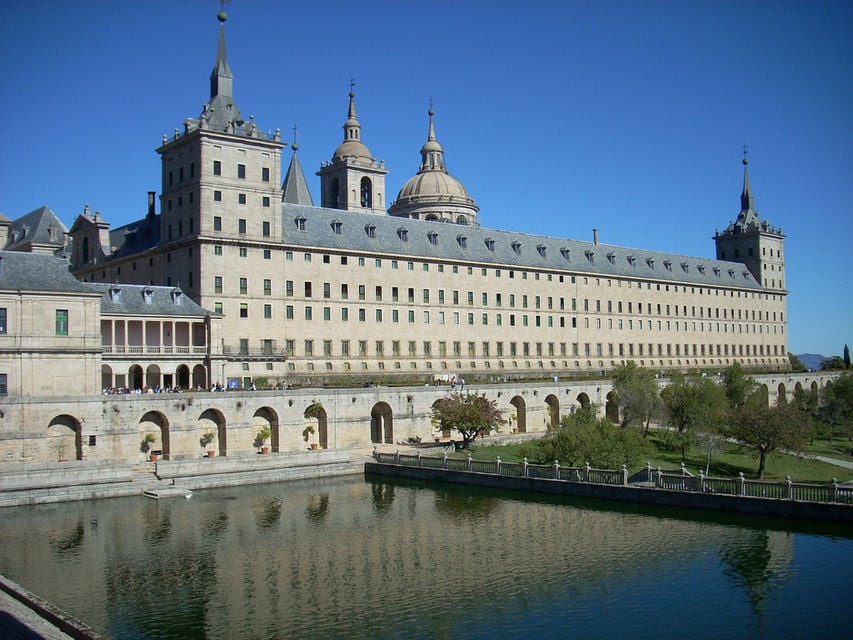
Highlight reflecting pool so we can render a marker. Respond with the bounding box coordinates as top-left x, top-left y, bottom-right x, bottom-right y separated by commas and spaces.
0, 475, 850, 639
